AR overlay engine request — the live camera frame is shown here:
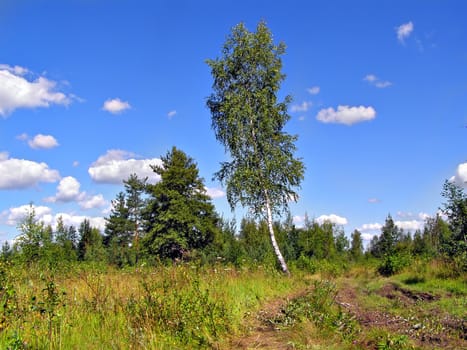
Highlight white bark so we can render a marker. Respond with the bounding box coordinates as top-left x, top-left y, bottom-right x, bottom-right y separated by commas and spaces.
264, 190, 290, 275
